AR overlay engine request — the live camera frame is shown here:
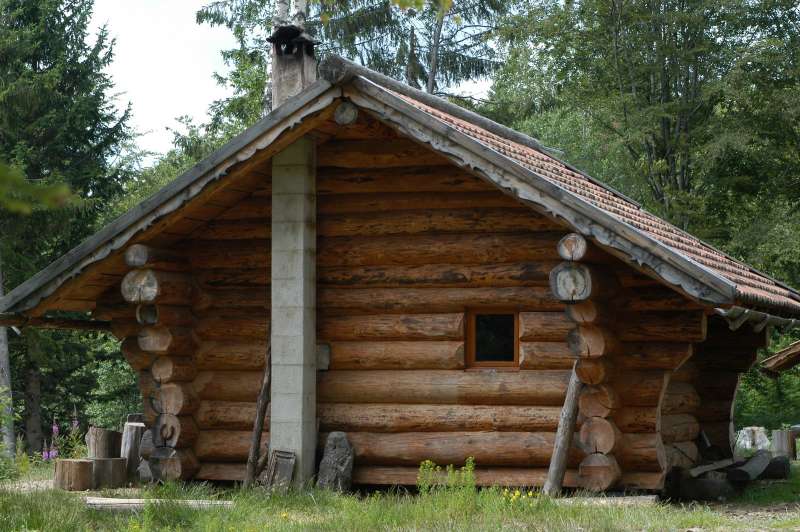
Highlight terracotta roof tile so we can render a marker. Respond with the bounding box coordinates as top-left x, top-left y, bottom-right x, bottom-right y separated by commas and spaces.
396, 92, 800, 315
